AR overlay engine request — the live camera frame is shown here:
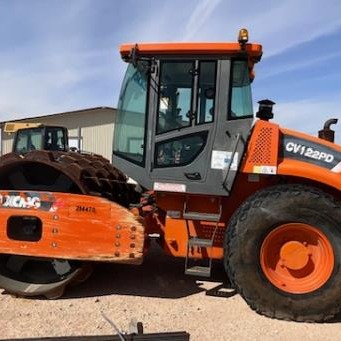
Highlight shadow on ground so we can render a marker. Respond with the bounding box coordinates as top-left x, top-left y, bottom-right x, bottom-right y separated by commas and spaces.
63, 241, 235, 300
